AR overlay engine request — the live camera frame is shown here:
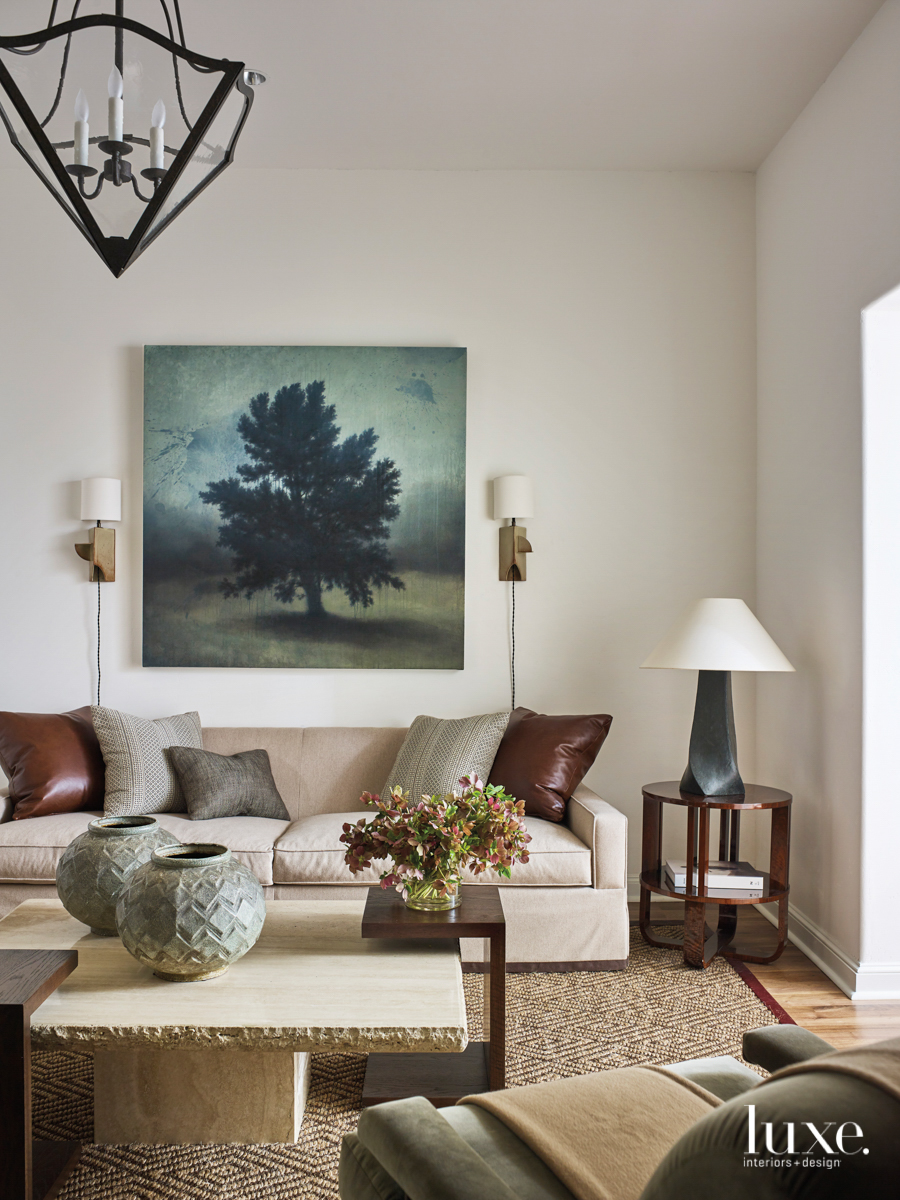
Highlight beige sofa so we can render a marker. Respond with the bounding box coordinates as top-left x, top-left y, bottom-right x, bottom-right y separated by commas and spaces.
0, 726, 629, 969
